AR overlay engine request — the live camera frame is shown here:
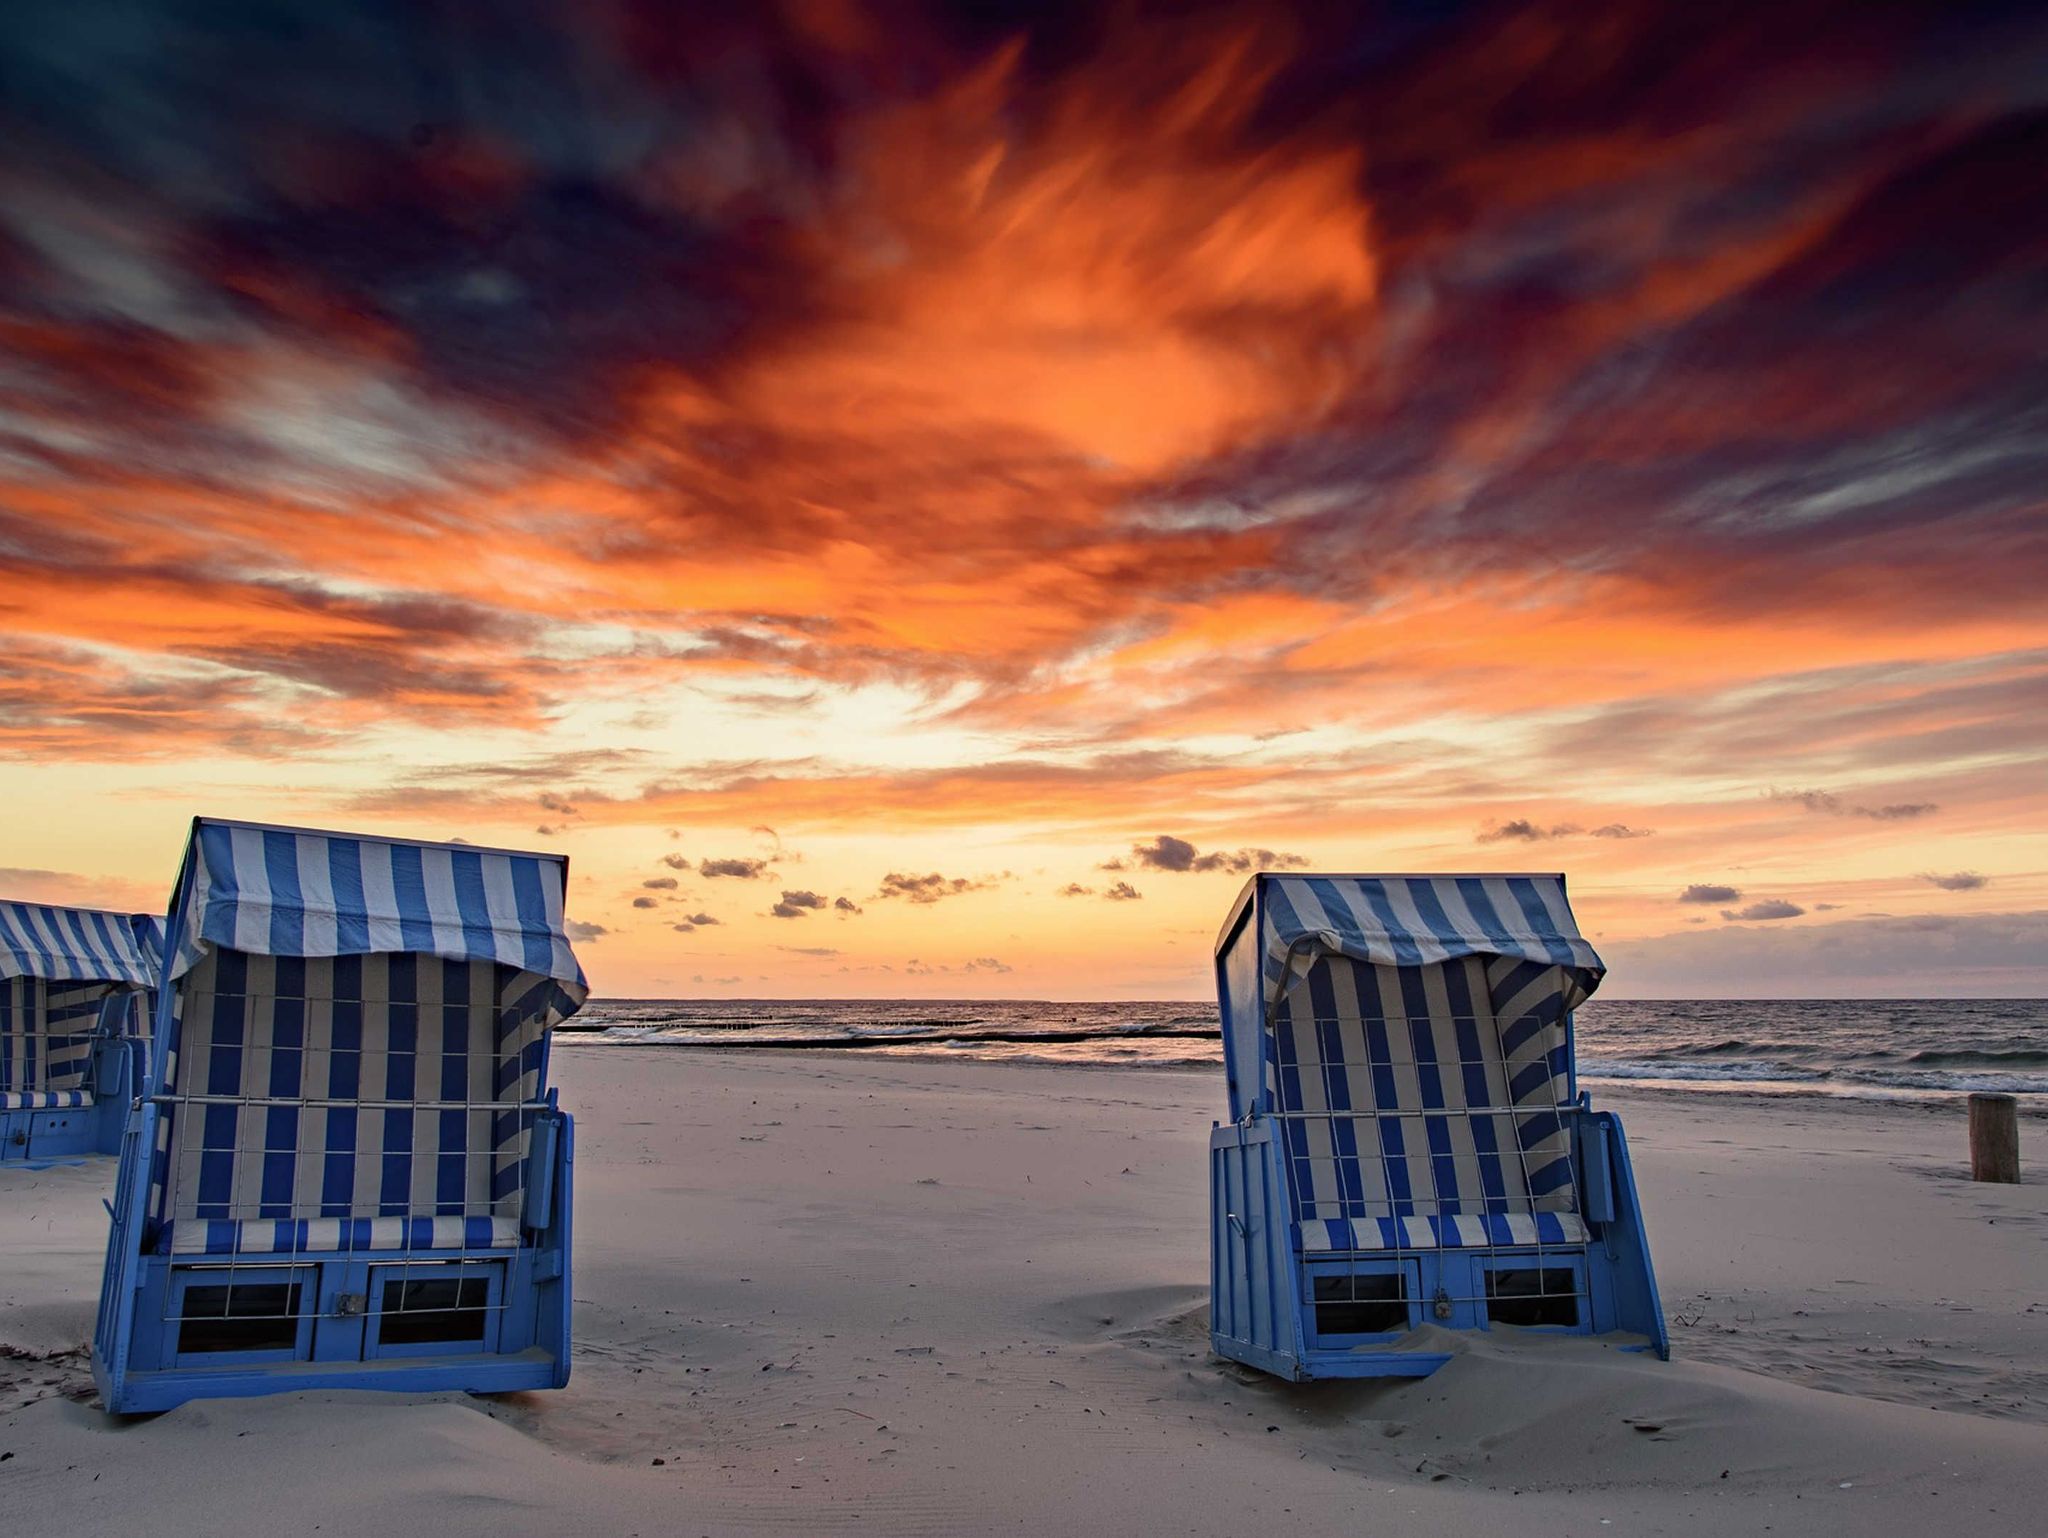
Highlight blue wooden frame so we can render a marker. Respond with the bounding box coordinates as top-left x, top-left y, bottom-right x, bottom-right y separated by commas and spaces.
1207, 874, 1668, 1380
92, 818, 584, 1412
